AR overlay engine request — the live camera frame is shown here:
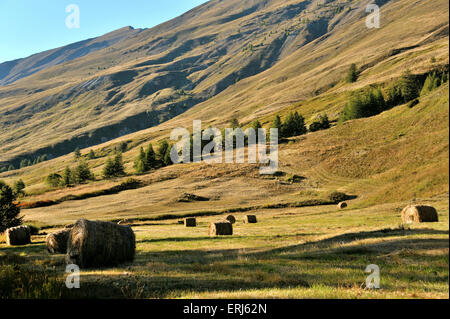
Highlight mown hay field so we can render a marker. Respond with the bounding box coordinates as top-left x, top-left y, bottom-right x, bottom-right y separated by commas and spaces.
1, 197, 448, 299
